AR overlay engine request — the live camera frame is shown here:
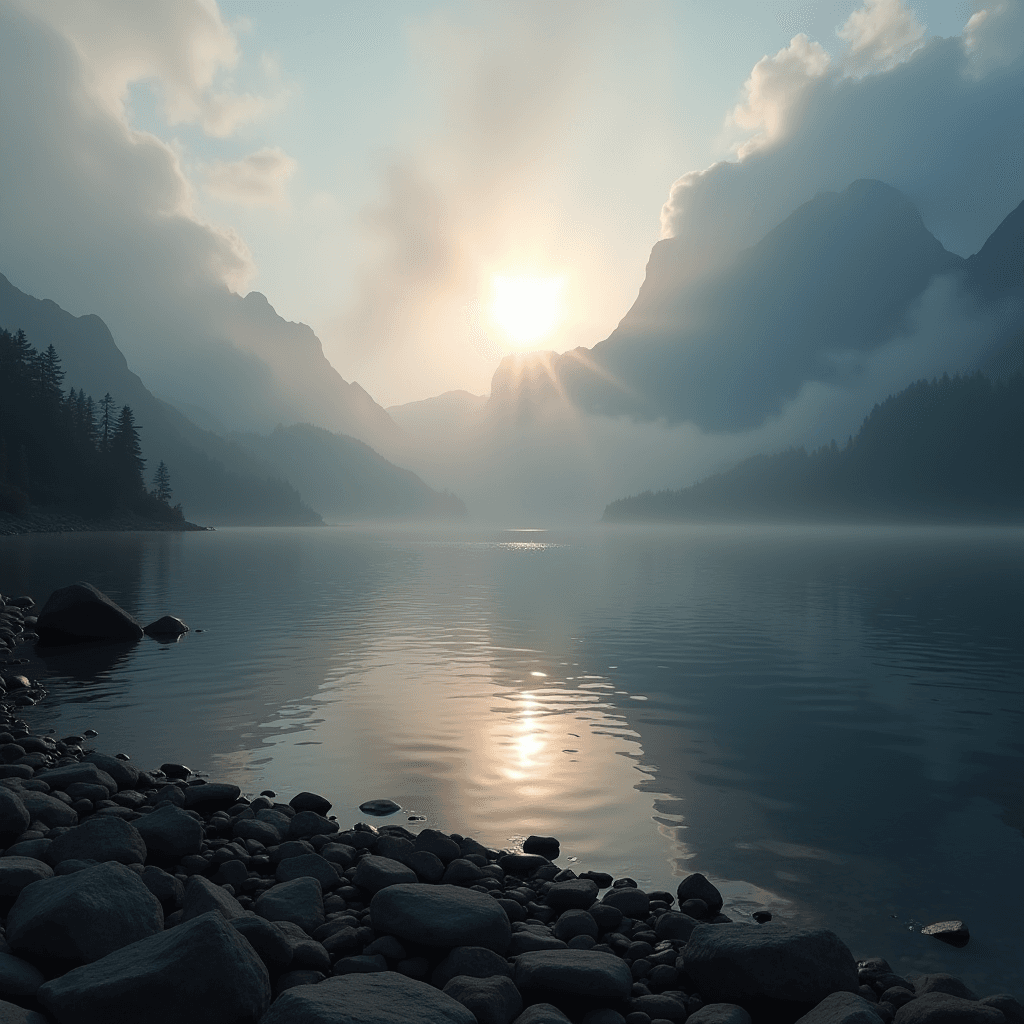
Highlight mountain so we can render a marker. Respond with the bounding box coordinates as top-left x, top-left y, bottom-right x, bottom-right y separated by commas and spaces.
489, 180, 1021, 431
230, 424, 467, 522
387, 391, 488, 436
603, 371, 1024, 523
